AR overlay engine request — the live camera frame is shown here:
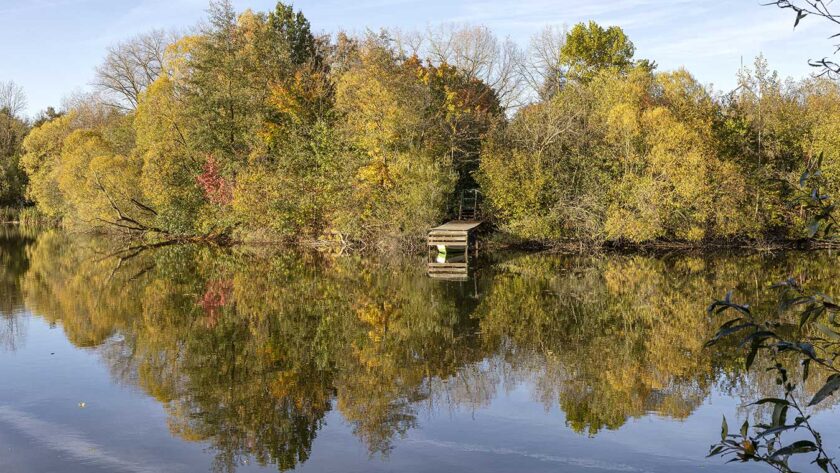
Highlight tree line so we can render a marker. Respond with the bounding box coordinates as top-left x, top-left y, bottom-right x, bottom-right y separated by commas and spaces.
3, 1, 840, 247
